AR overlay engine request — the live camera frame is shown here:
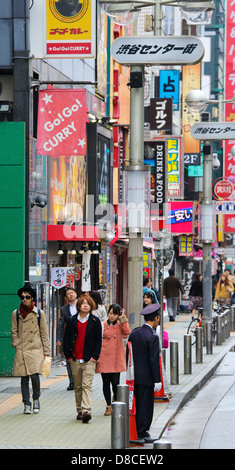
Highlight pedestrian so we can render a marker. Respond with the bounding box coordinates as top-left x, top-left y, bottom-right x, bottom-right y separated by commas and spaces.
143, 290, 156, 308
143, 276, 159, 302
163, 268, 185, 321
11, 284, 50, 414
63, 293, 102, 423
127, 303, 161, 443
224, 268, 235, 304
89, 291, 107, 322
56, 287, 78, 390
188, 273, 203, 317
214, 273, 234, 306
96, 304, 131, 416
